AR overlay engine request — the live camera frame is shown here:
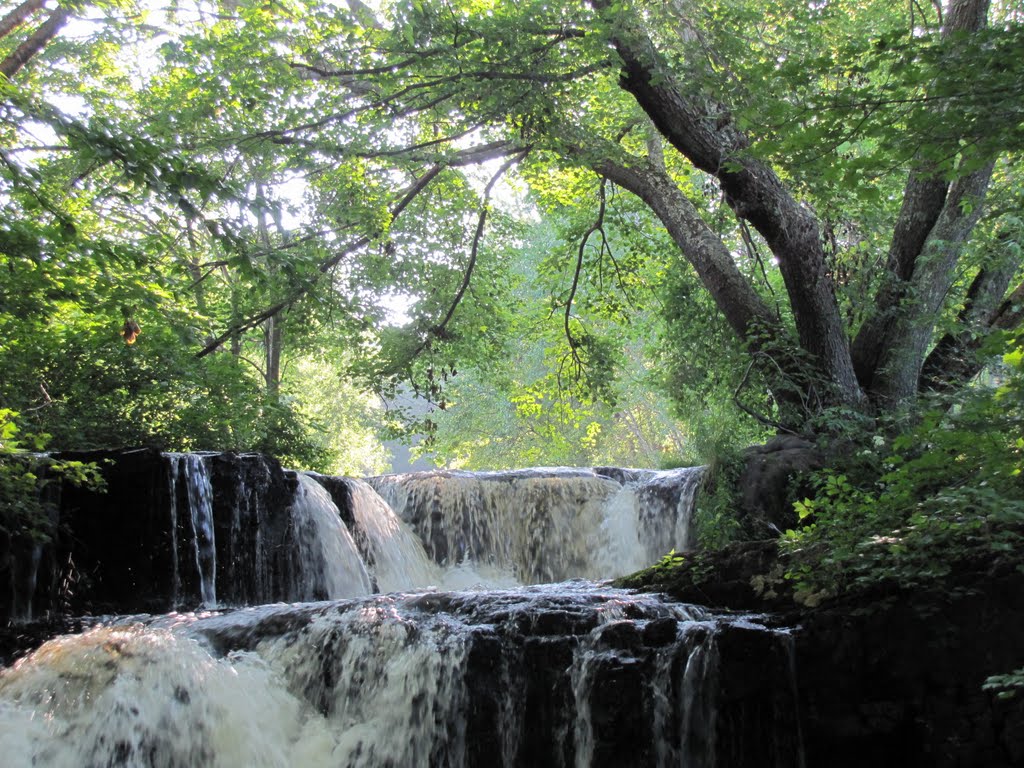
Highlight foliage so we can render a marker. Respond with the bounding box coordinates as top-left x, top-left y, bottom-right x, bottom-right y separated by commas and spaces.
781, 332, 1024, 597
613, 546, 719, 594
983, 668, 1024, 701
0, 409, 104, 544
284, 355, 391, 476
2, 0, 1024, 478
691, 447, 746, 550
395, 194, 695, 468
